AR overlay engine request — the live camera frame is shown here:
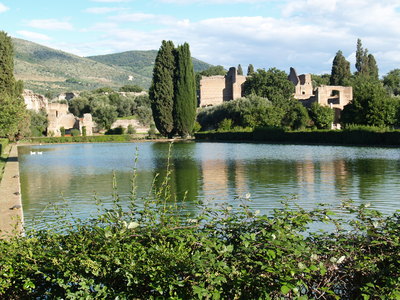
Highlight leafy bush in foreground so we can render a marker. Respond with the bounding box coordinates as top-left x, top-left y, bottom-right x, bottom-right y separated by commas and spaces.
0, 151, 399, 299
